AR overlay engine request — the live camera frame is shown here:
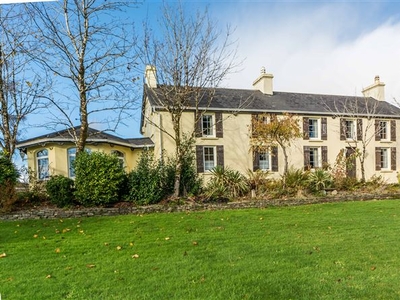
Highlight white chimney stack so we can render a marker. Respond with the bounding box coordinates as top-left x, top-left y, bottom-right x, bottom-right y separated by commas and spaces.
362, 75, 385, 101
145, 65, 157, 88
252, 67, 273, 95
